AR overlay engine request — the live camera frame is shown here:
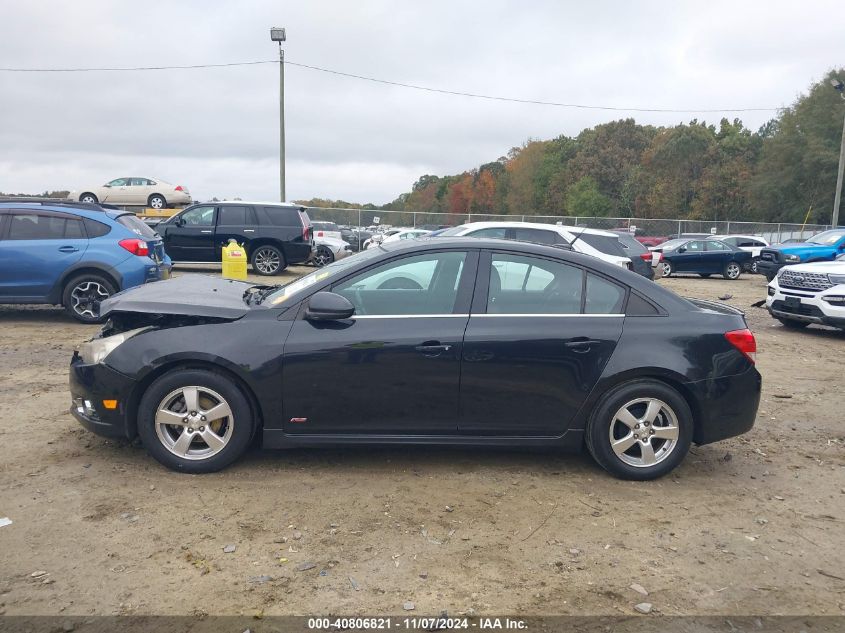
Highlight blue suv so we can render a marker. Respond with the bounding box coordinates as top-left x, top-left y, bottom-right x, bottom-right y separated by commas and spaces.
0, 201, 172, 322
757, 229, 845, 281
